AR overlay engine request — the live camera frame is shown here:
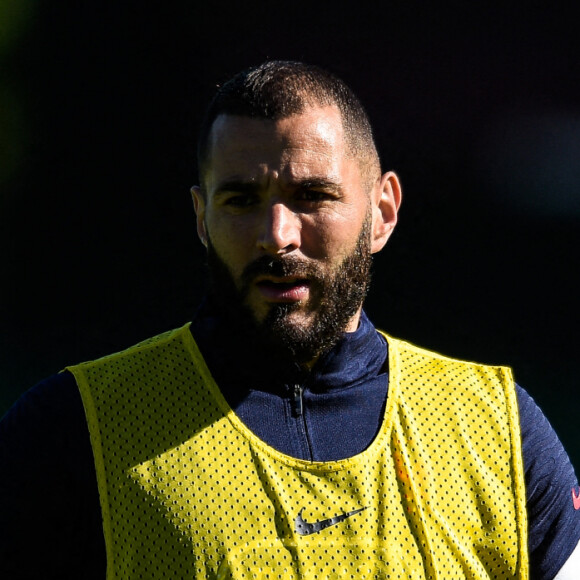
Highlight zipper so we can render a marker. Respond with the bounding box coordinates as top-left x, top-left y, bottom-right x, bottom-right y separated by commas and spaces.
289, 382, 313, 460
293, 384, 304, 416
